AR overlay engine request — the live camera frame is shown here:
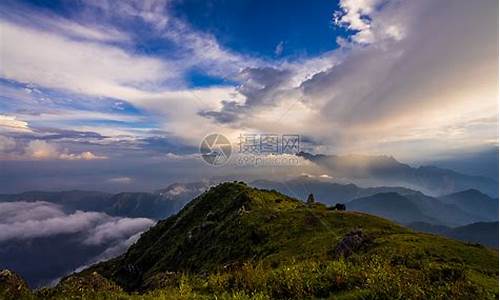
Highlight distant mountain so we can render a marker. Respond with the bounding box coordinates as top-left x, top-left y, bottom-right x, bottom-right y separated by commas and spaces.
0, 190, 113, 212
297, 152, 498, 197
404, 193, 481, 227
252, 178, 494, 227
348, 192, 437, 224
409, 221, 499, 248
105, 182, 212, 219
155, 181, 211, 199
347, 191, 484, 227
24, 182, 497, 299
439, 189, 499, 221
0, 181, 211, 220
251, 178, 419, 205
103, 192, 177, 219
446, 222, 499, 248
